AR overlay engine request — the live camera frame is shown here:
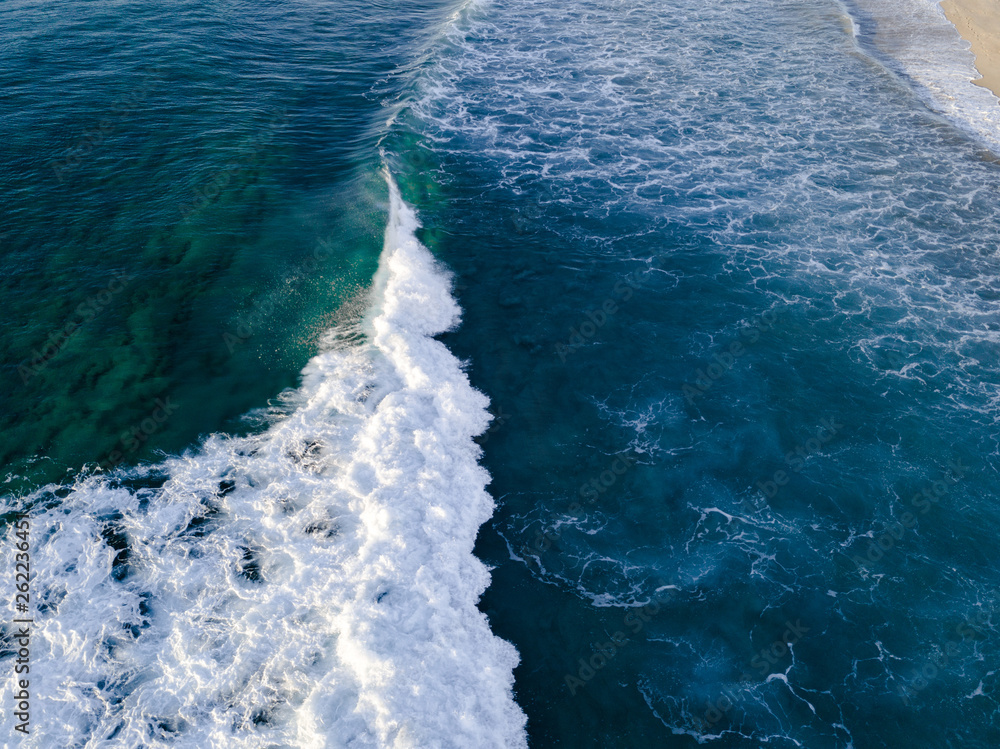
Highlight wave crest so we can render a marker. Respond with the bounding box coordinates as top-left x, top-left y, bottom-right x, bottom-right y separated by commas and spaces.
1, 175, 527, 749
